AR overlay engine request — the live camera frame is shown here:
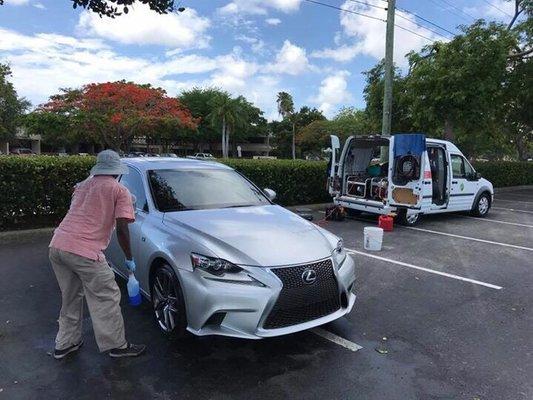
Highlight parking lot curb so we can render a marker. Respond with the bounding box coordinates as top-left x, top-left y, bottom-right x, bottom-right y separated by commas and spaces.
0, 227, 54, 242
495, 185, 533, 193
